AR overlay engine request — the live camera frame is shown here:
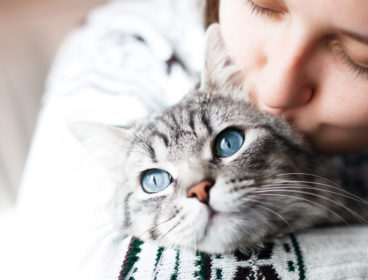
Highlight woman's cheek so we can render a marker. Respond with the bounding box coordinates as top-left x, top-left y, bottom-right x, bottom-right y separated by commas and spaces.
219, 0, 267, 73
318, 61, 368, 130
